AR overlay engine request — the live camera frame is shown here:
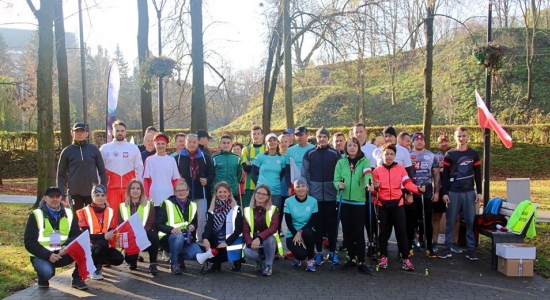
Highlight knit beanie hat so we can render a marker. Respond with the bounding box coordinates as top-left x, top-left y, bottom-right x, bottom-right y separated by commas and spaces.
316, 126, 330, 137
382, 126, 397, 137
